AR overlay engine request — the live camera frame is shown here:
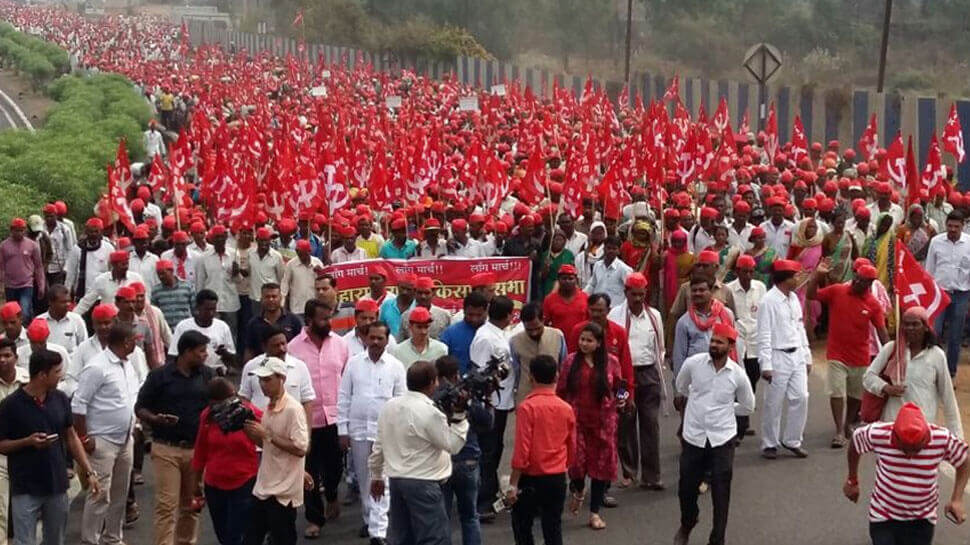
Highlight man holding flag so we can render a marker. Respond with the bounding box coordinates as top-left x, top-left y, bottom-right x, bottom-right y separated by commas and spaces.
924, 210, 969, 378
